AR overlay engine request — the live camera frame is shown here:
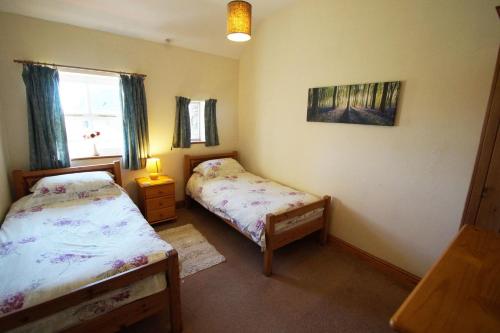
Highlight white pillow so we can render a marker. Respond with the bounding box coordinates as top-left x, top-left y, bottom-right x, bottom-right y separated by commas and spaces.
25, 186, 122, 208
193, 158, 245, 178
30, 171, 115, 196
